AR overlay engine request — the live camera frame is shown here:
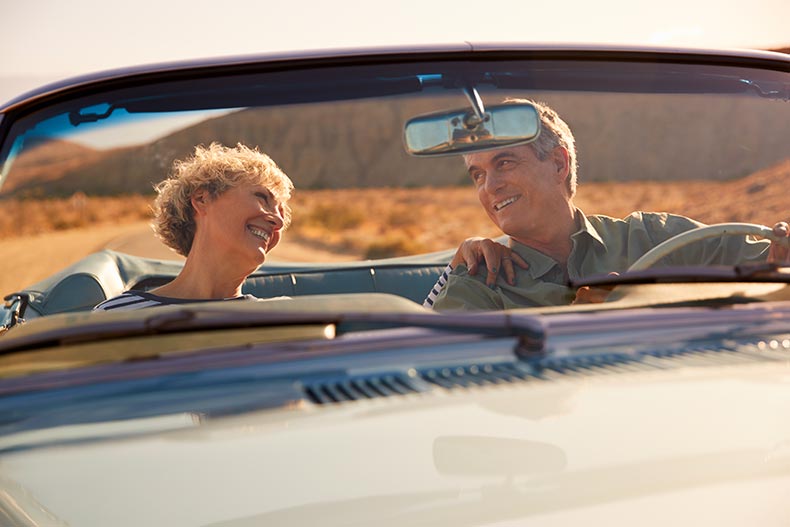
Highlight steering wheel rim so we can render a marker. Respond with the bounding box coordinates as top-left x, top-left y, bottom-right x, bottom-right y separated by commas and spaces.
628, 222, 778, 272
